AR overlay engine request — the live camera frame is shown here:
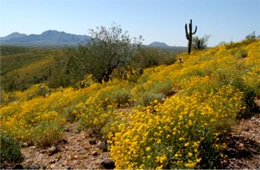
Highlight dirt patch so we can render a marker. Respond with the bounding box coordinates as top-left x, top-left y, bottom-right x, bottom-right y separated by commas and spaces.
20, 123, 111, 169
224, 114, 260, 169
